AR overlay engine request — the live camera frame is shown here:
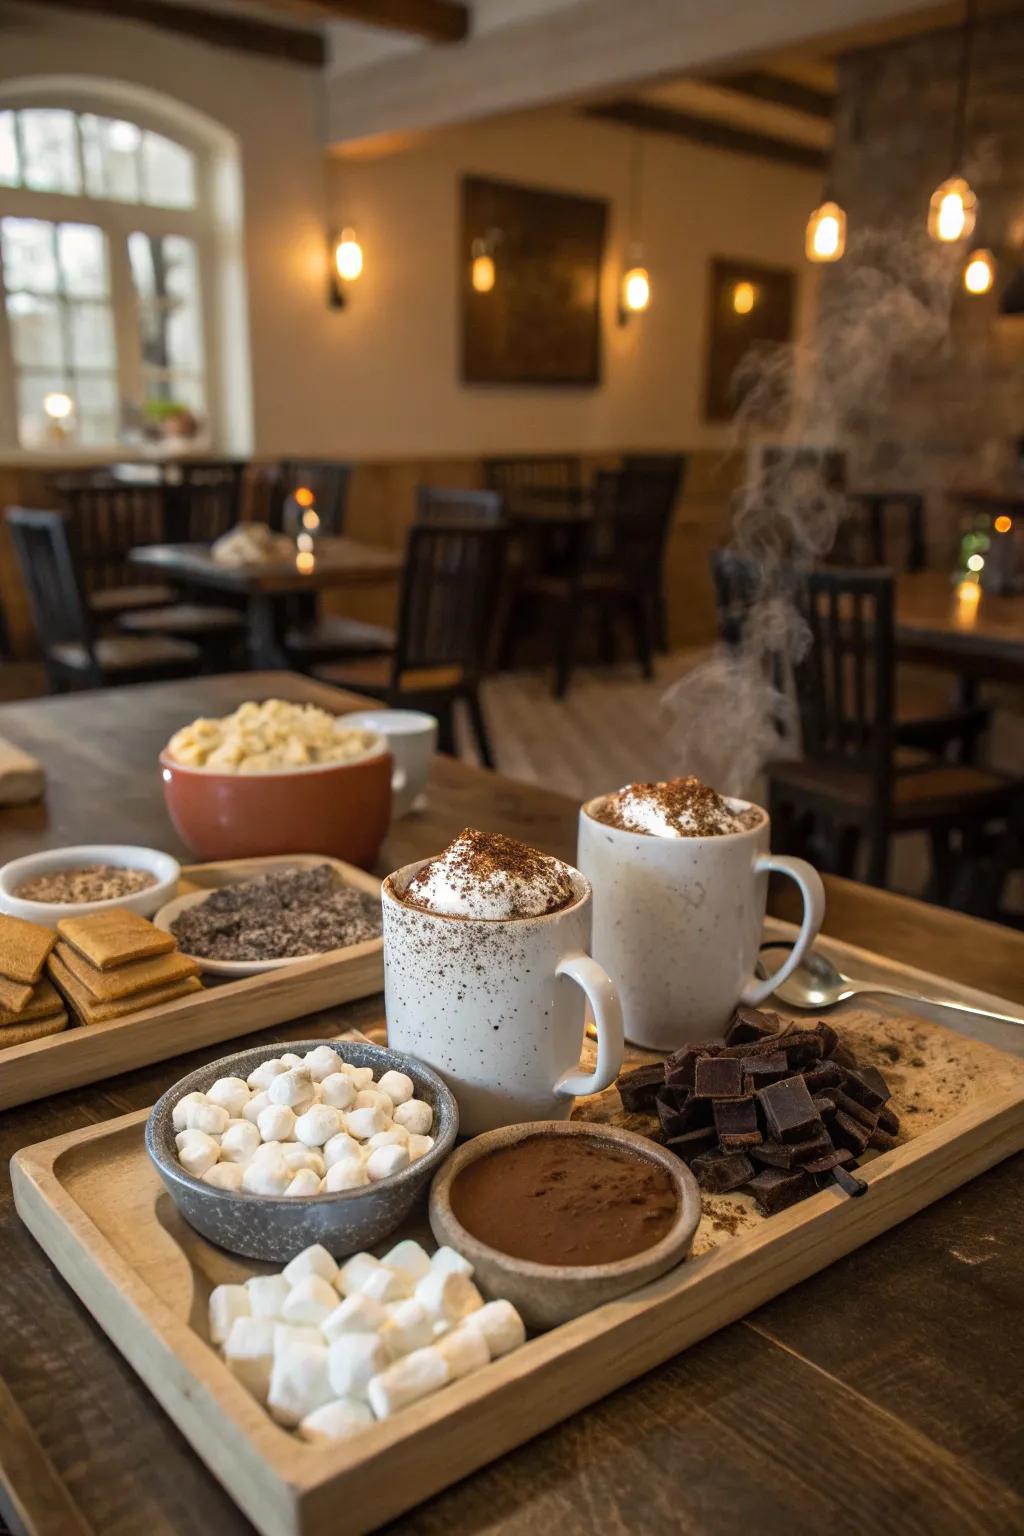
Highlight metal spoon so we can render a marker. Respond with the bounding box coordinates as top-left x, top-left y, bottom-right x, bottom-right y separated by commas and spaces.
758, 942, 1024, 1029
